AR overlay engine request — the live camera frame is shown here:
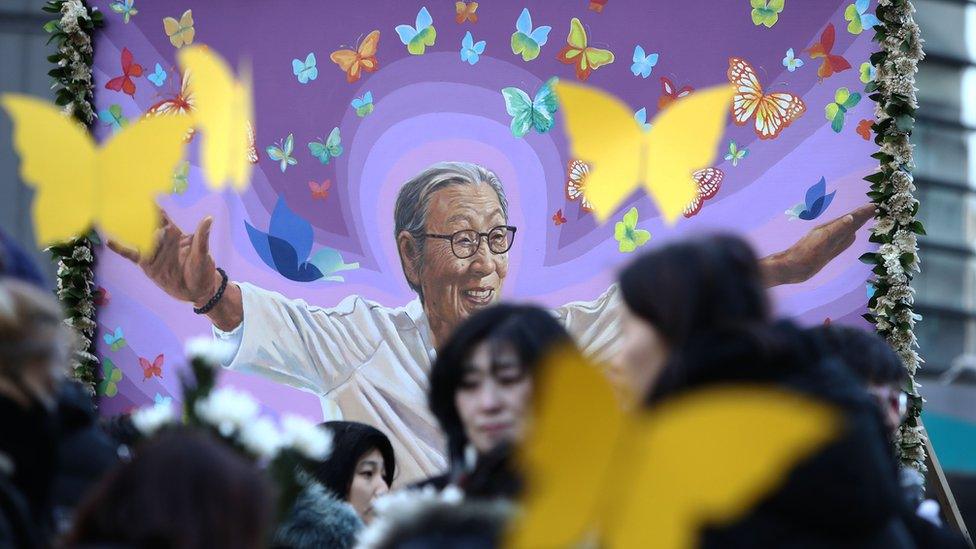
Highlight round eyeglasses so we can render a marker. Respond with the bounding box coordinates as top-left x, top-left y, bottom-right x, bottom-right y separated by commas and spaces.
424, 226, 517, 259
